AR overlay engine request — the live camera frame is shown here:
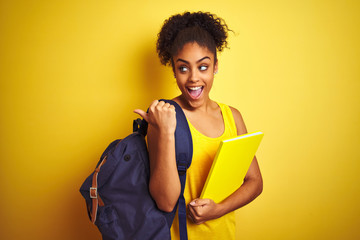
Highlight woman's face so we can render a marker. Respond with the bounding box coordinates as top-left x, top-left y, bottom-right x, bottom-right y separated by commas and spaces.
172, 42, 218, 109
